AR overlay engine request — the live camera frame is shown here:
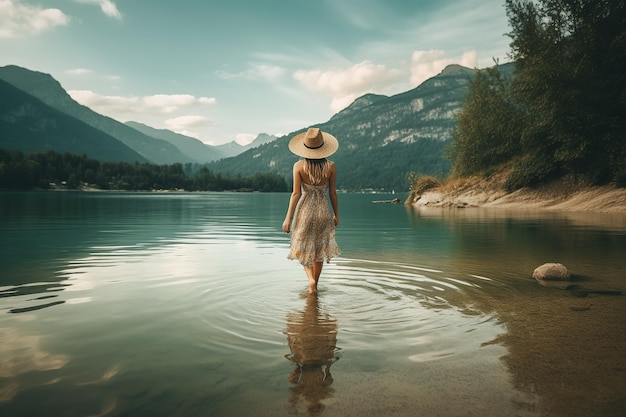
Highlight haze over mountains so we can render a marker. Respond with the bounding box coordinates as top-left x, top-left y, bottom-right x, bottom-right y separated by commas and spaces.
0, 63, 514, 191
